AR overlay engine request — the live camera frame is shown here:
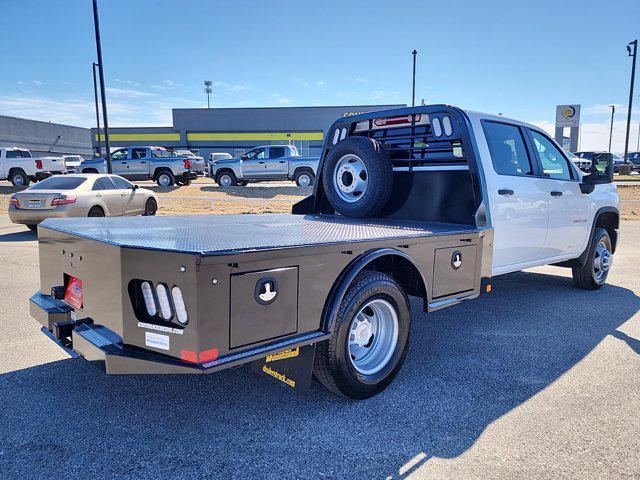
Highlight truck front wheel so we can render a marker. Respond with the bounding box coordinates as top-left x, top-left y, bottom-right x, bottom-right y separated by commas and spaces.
572, 227, 612, 290
294, 170, 315, 187
216, 171, 238, 187
313, 271, 411, 399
